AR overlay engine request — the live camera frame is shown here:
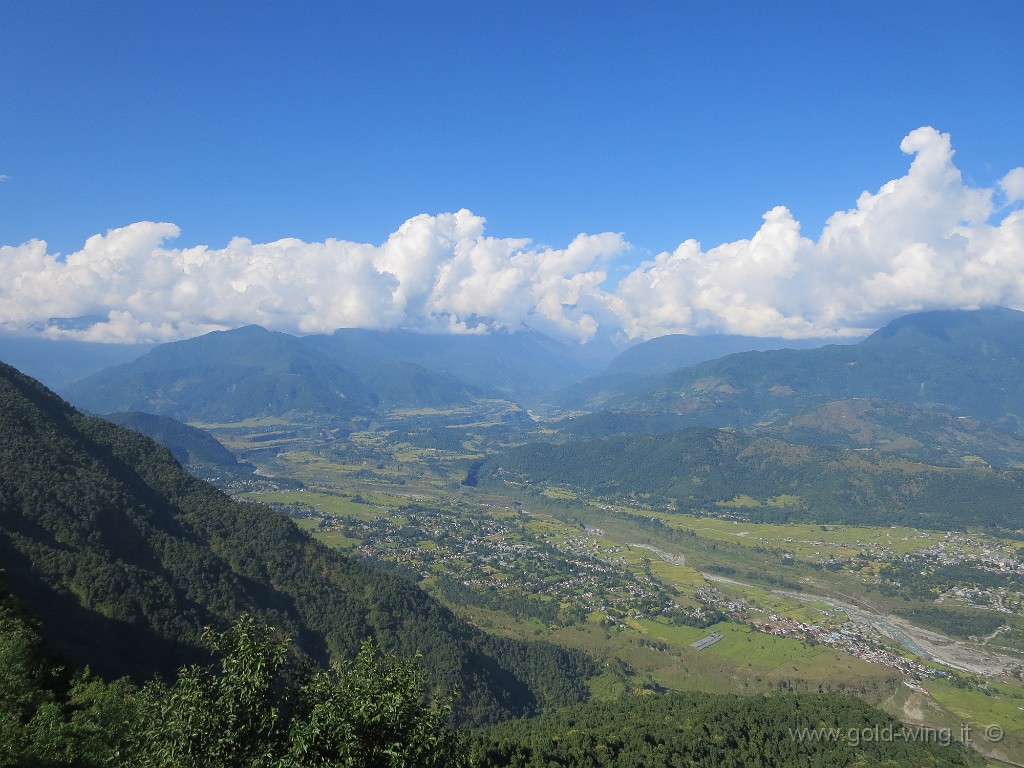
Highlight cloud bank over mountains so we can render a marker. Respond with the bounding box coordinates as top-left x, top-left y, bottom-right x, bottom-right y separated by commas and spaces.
3, 127, 1023, 345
